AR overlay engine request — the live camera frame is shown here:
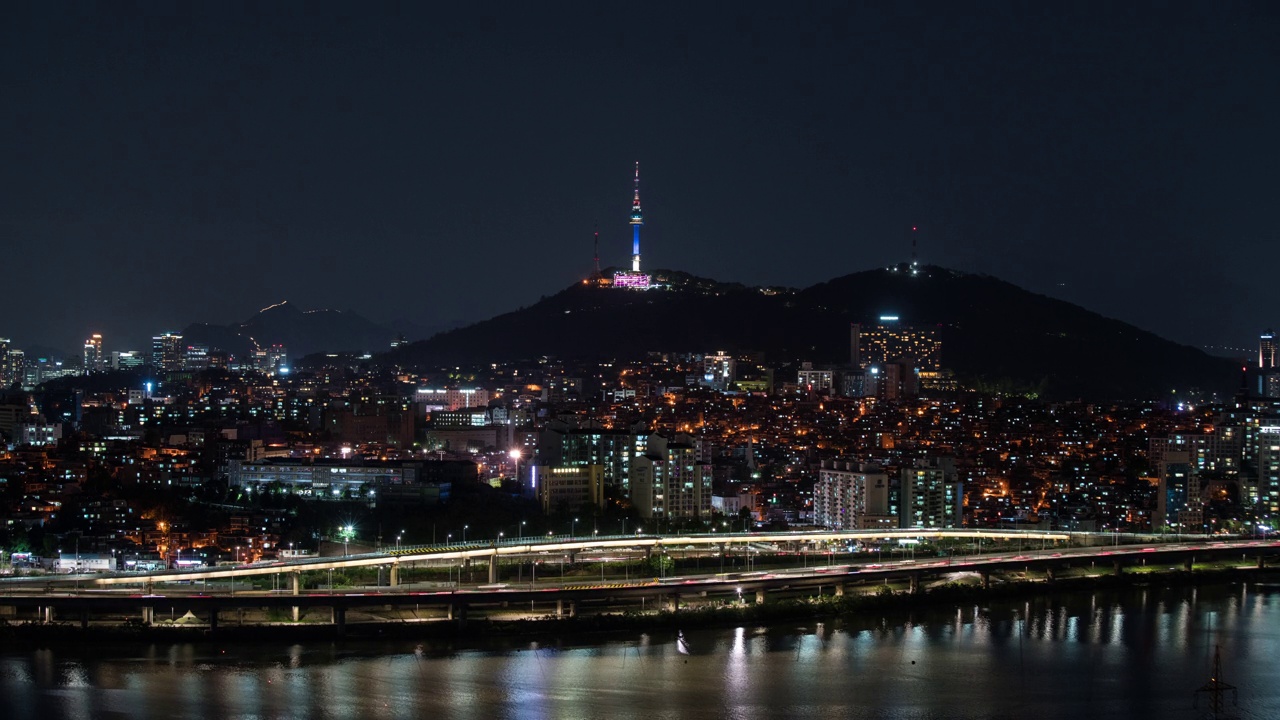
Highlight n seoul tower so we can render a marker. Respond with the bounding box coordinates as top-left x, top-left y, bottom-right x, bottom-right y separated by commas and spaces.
629, 162, 643, 272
